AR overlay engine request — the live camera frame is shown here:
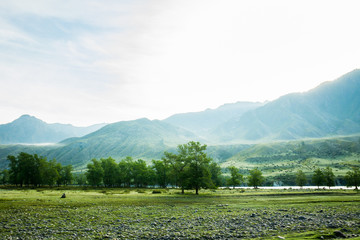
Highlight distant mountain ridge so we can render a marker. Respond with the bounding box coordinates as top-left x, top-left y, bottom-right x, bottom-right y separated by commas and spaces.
42, 118, 201, 167
163, 101, 264, 137
0, 115, 107, 144
212, 69, 360, 142
1, 69, 360, 169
